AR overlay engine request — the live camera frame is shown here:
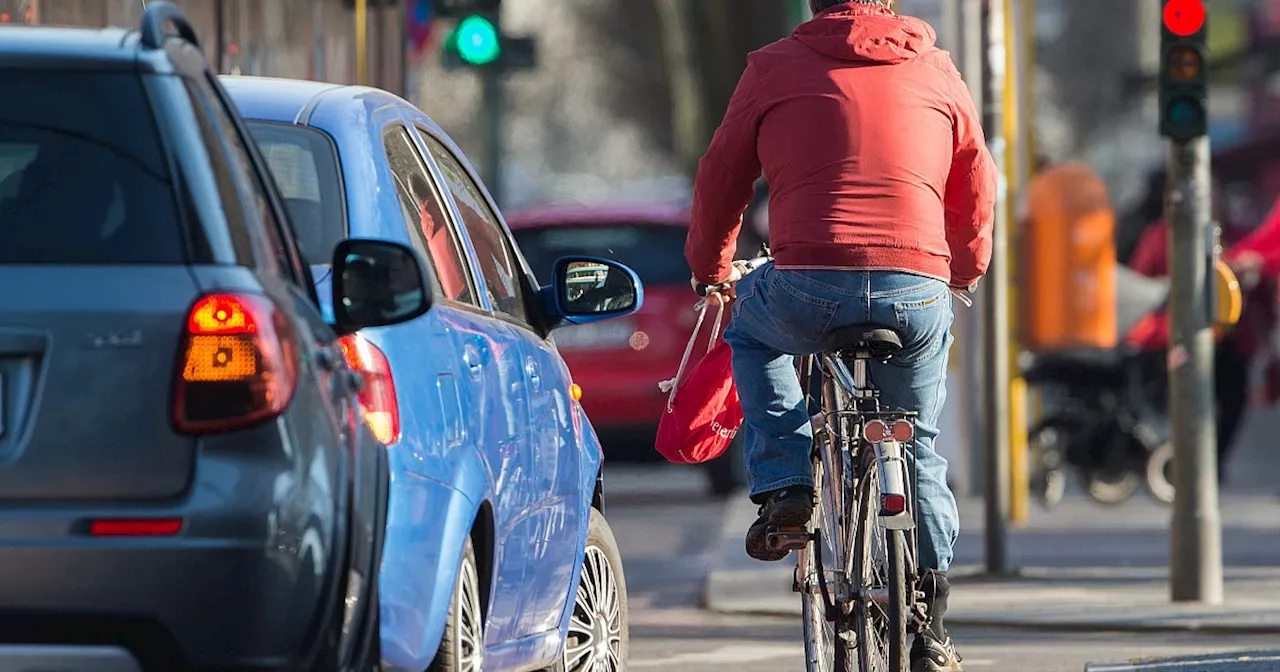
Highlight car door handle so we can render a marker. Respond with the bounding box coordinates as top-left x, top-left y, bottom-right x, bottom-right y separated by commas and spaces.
462, 345, 483, 380
524, 357, 541, 391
